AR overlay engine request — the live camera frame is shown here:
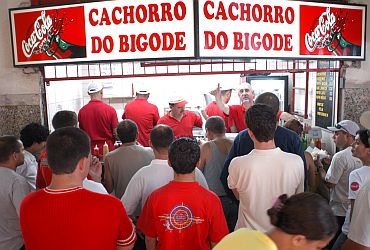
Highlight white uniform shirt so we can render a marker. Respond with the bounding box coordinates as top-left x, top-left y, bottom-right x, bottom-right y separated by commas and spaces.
325, 147, 362, 216
121, 159, 208, 217
16, 150, 37, 191
342, 166, 370, 234
348, 179, 370, 247
228, 148, 304, 232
